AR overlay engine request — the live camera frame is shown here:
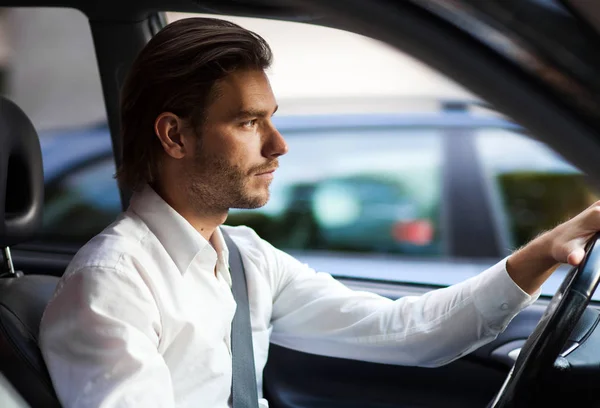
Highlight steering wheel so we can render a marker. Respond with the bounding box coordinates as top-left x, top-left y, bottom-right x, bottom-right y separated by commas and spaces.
489, 233, 600, 407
